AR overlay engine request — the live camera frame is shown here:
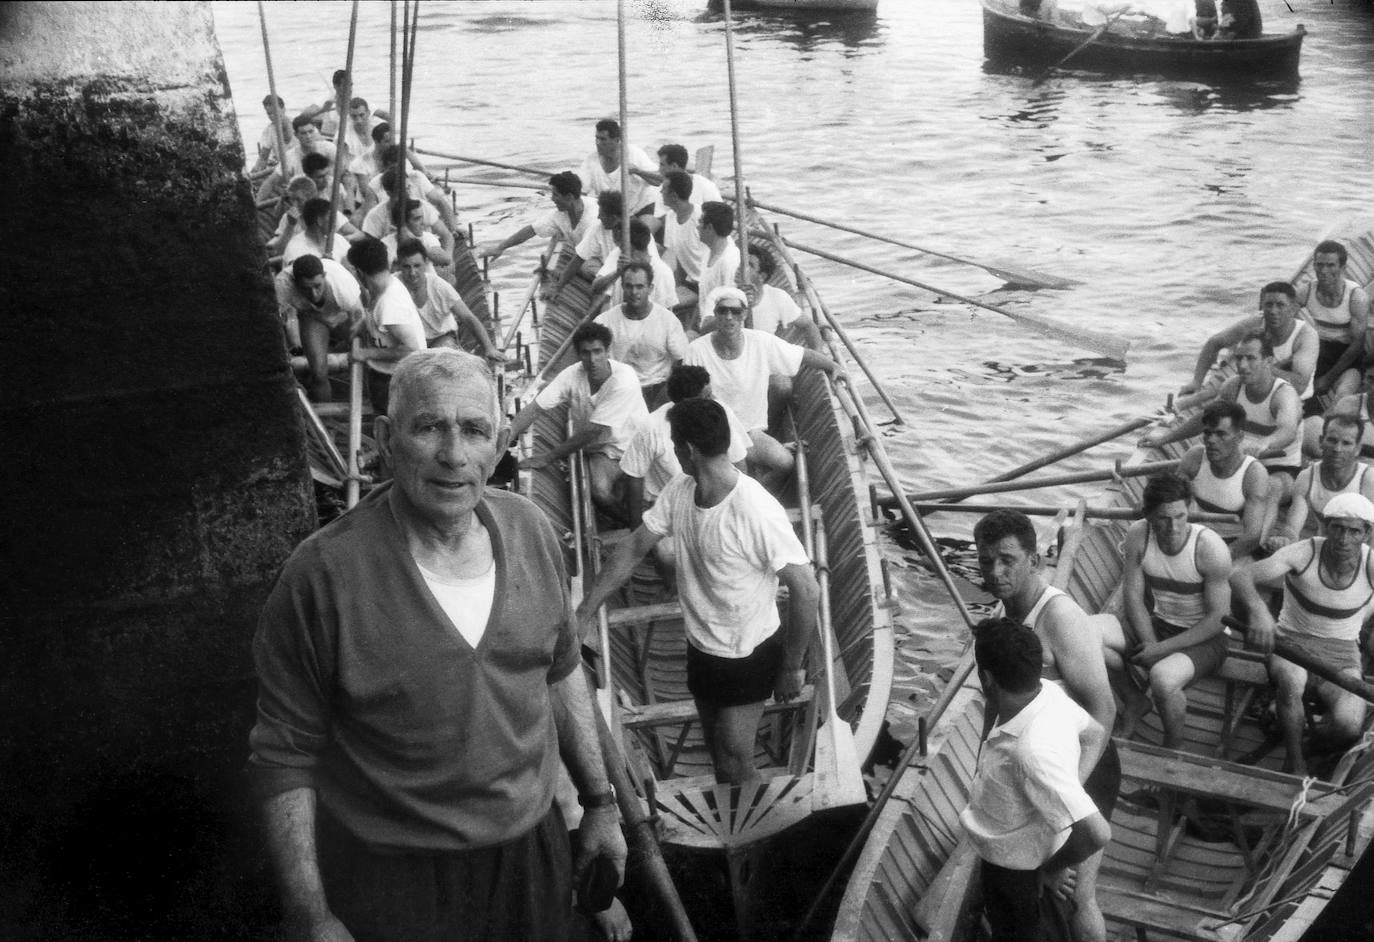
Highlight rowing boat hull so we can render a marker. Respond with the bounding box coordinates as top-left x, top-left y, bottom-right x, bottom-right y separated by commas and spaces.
981, 0, 1305, 81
